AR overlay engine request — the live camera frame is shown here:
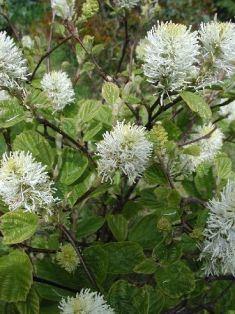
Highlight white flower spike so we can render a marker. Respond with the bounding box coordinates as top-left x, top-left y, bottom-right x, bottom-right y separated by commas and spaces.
41, 71, 75, 112
220, 100, 235, 122
59, 289, 115, 314
114, 0, 140, 9
144, 21, 199, 93
51, 0, 75, 20
182, 122, 224, 173
199, 21, 235, 84
0, 151, 57, 214
200, 181, 235, 276
0, 31, 28, 89
96, 121, 152, 184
